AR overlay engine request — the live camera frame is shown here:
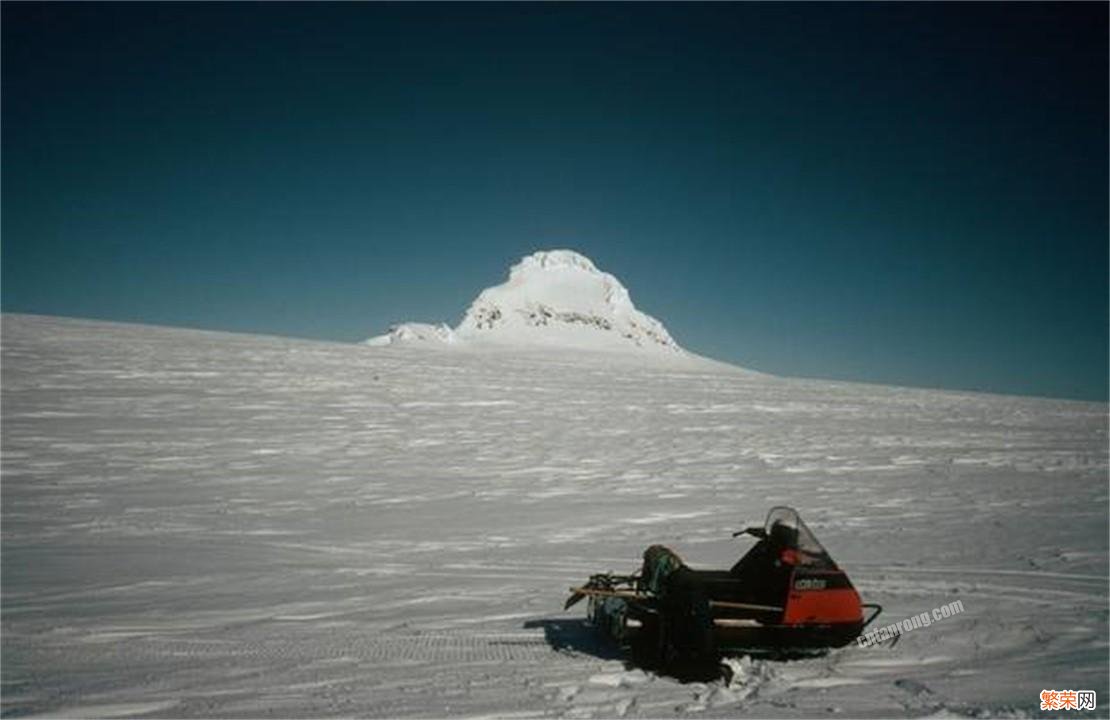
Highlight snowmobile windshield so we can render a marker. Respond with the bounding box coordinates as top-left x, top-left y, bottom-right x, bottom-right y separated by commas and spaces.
764, 507, 836, 568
